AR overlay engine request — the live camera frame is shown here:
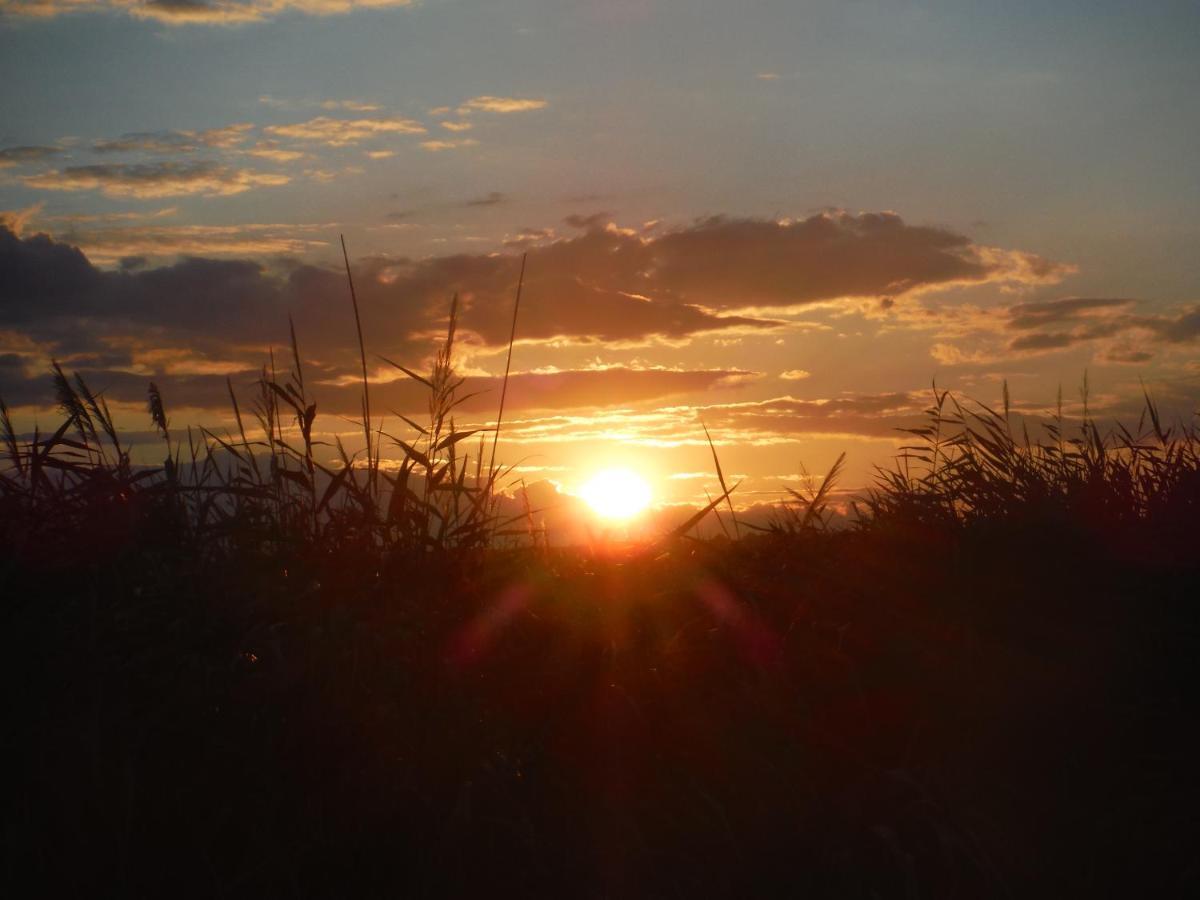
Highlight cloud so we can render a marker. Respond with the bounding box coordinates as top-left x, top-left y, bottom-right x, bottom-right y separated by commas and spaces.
464, 191, 507, 207
485, 392, 928, 451
264, 116, 425, 145
21, 162, 289, 198
697, 393, 923, 440
640, 212, 1069, 312
346, 365, 759, 418
439, 121, 473, 132
457, 96, 548, 114
564, 211, 609, 230
0, 223, 780, 387
40, 206, 179, 225
0, 203, 44, 236
0, 350, 758, 417
1001, 296, 1200, 358
1006, 297, 1135, 331
779, 369, 810, 380
503, 226, 554, 248
92, 124, 253, 154
0, 146, 63, 168
0, 211, 1076, 413
53, 222, 330, 265
925, 295, 1200, 365
1140, 307, 1200, 344
244, 142, 305, 162
0, 0, 416, 26
319, 99, 380, 112
1008, 332, 1076, 352
420, 139, 478, 152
